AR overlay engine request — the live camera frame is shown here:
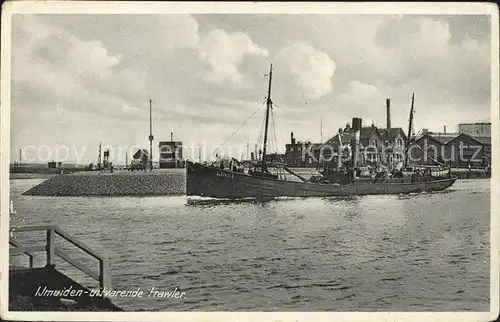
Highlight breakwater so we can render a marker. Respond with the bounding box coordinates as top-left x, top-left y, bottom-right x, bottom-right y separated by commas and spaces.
22, 170, 185, 197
